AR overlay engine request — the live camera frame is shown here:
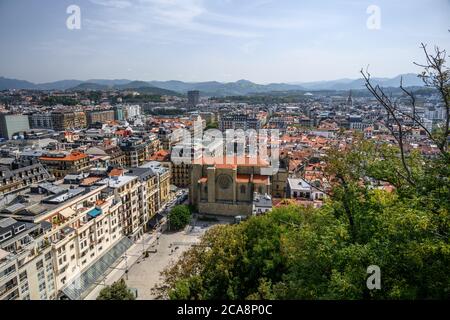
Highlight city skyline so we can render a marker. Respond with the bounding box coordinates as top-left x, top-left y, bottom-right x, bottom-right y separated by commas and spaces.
0, 0, 449, 83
